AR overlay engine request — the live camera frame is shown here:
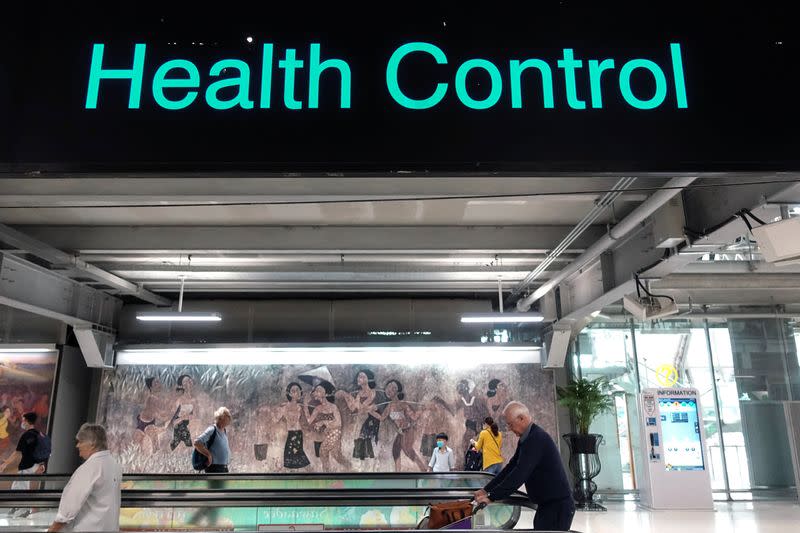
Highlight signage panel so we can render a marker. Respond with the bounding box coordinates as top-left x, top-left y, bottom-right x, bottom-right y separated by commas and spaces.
638, 388, 713, 510
2, 3, 799, 172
